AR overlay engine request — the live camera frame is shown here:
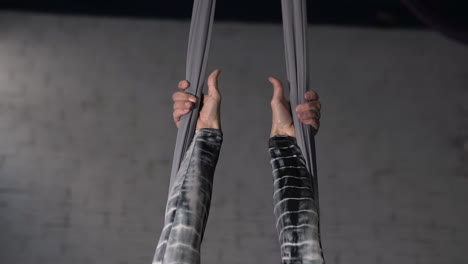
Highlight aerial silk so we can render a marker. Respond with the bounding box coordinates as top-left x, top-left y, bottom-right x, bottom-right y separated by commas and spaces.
165, 0, 321, 256
169, 0, 319, 210
168, 0, 319, 215
281, 0, 324, 259
281, 0, 320, 215
168, 0, 216, 194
